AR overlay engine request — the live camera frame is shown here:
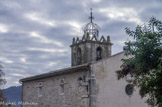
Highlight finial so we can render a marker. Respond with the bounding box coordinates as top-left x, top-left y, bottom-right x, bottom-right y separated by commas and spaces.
89, 8, 94, 23
107, 35, 110, 43
90, 8, 92, 13
73, 38, 75, 44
